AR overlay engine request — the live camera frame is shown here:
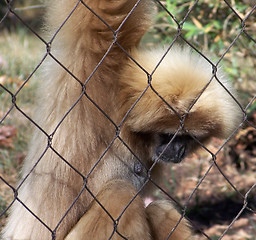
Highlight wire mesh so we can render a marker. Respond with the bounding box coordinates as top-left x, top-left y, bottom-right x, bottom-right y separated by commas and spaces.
0, 0, 255, 239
